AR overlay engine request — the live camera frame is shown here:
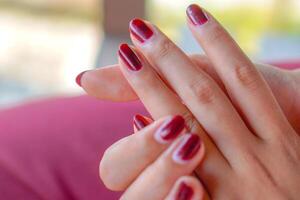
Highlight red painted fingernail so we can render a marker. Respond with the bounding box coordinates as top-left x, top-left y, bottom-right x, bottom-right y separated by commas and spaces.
173, 134, 201, 163
118, 43, 142, 71
129, 18, 154, 43
133, 114, 150, 130
176, 182, 194, 200
186, 4, 208, 26
154, 115, 185, 143
76, 70, 88, 87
